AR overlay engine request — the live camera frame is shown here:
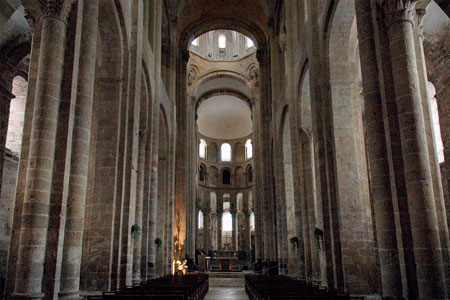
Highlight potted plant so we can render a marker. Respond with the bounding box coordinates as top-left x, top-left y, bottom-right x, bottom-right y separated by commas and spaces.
313, 227, 323, 250
289, 236, 299, 253
131, 224, 141, 242
155, 238, 162, 249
